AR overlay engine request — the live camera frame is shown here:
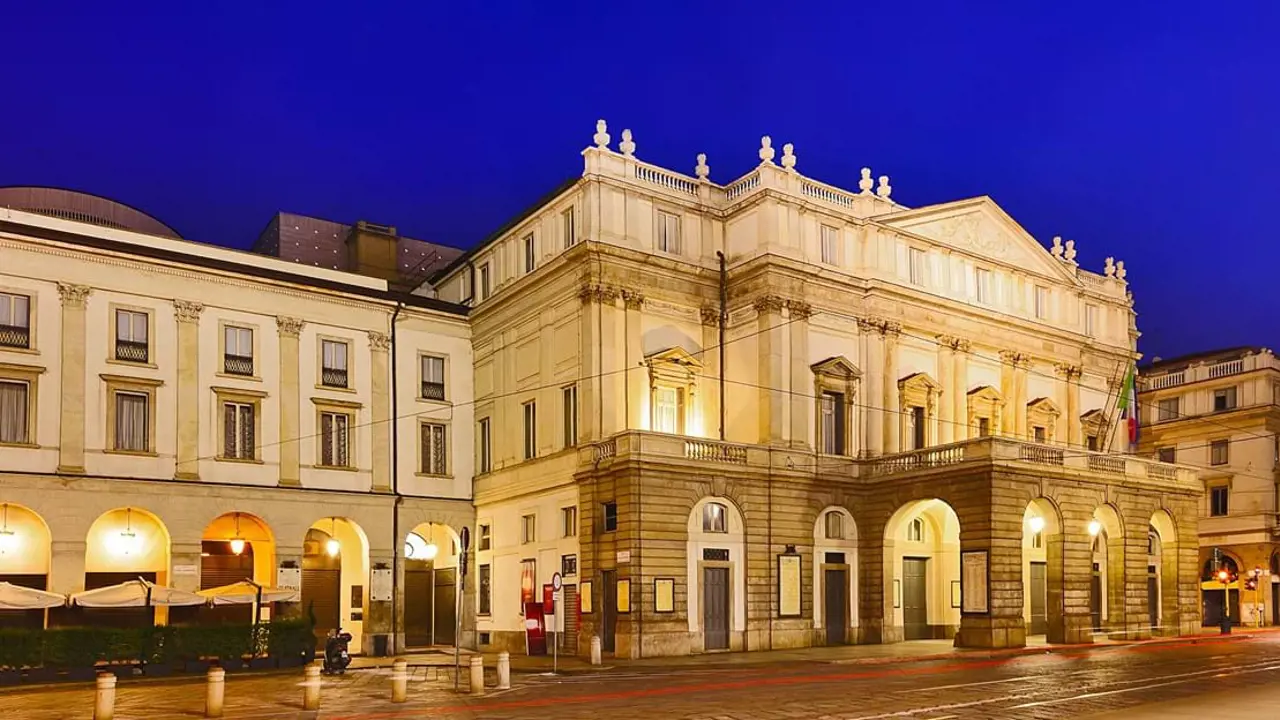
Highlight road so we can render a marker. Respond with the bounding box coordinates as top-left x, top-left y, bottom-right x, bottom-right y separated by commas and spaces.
6, 635, 1280, 719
